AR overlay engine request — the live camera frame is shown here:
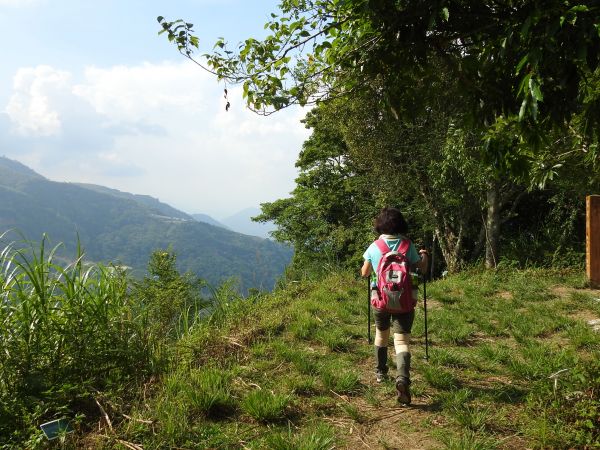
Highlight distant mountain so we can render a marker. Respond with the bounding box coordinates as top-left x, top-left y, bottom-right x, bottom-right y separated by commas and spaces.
191, 213, 230, 230
76, 183, 192, 220
222, 207, 276, 239
0, 157, 292, 293
0, 156, 45, 188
